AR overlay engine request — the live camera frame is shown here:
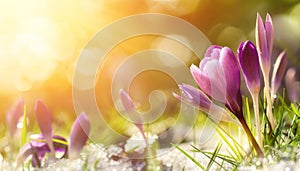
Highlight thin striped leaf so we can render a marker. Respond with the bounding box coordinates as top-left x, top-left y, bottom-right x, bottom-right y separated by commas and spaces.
206, 141, 222, 170
172, 144, 206, 170
21, 104, 27, 146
